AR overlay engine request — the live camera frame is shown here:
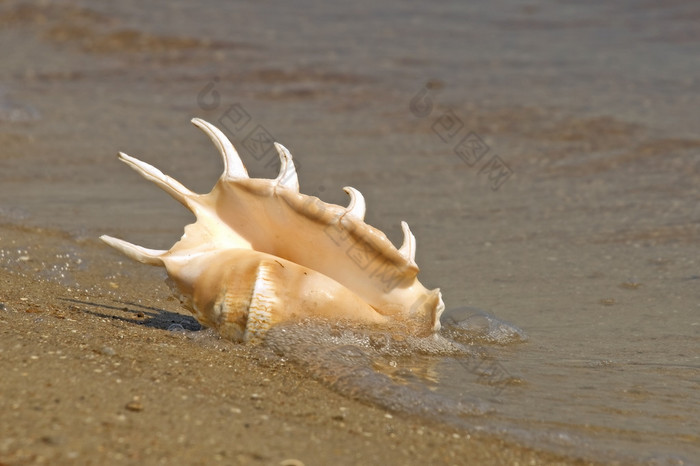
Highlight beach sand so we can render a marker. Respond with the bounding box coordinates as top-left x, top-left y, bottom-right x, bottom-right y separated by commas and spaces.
0, 225, 586, 465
